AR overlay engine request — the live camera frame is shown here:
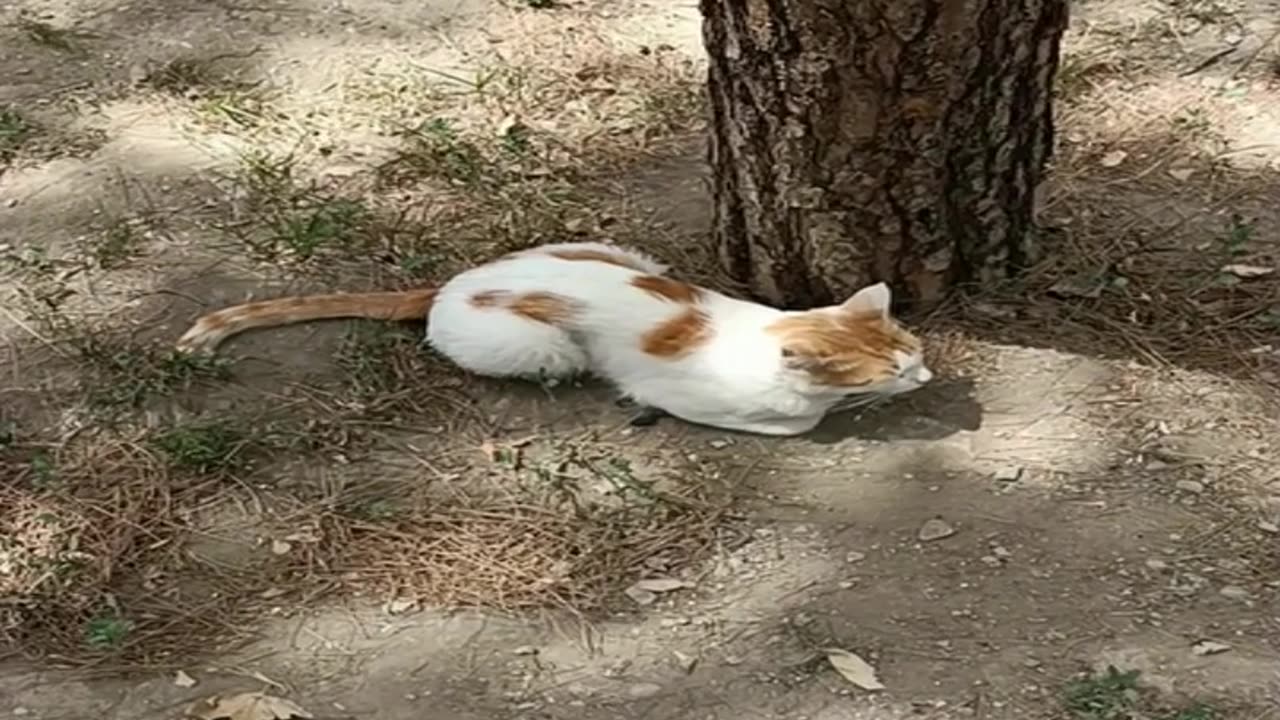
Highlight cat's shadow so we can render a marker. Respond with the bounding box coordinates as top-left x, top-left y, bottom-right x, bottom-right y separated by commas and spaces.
803, 377, 983, 445
490, 375, 982, 445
